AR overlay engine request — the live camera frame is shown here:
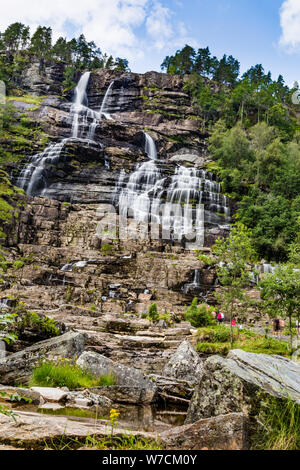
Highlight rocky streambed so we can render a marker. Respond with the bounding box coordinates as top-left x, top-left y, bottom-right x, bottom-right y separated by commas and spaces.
1, 323, 300, 450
